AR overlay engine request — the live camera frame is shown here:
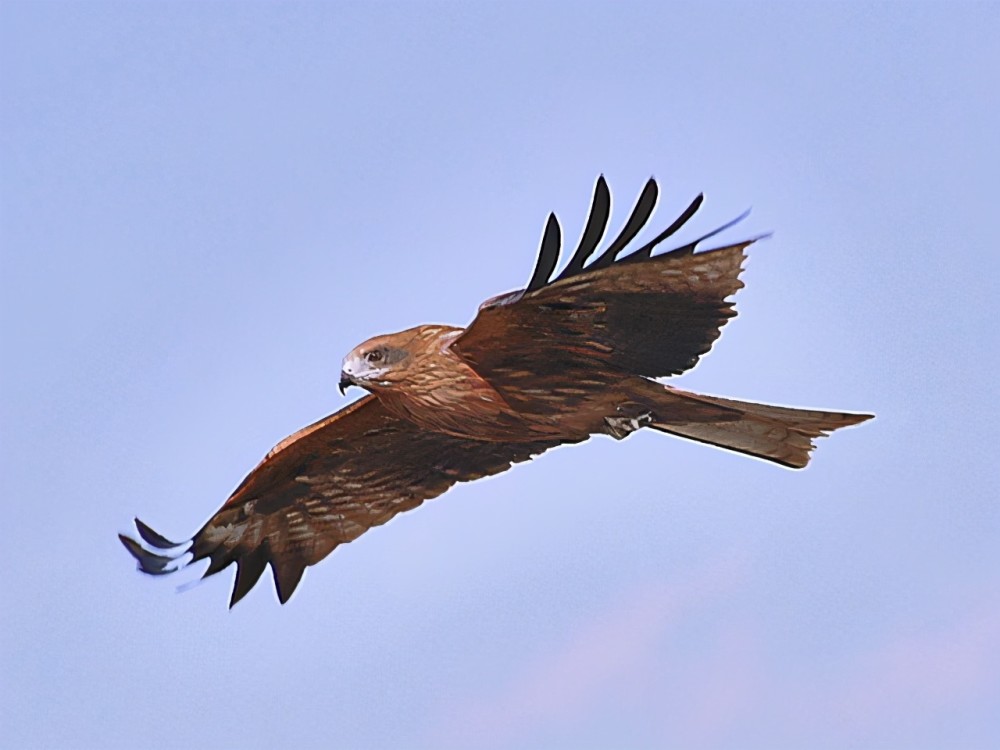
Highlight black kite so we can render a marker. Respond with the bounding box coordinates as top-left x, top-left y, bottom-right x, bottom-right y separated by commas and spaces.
120, 176, 872, 606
